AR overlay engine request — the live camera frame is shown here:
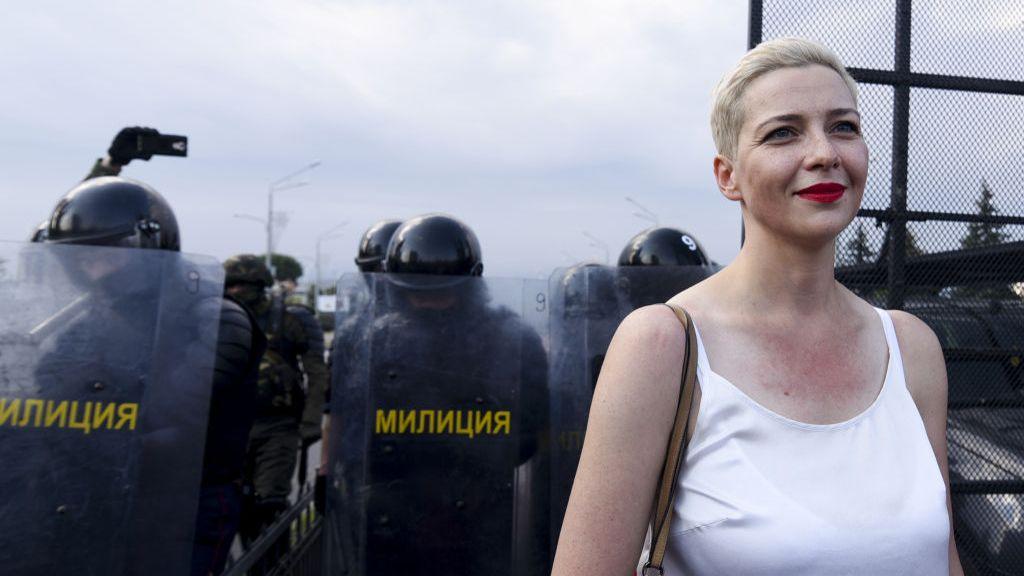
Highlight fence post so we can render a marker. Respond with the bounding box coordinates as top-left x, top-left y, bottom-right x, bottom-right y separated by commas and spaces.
886, 0, 913, 310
